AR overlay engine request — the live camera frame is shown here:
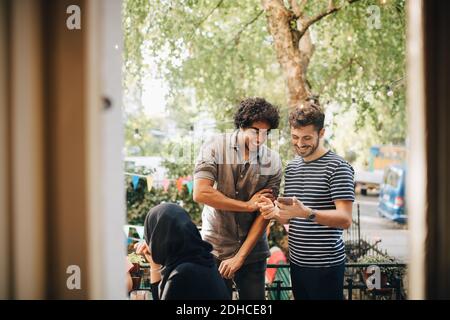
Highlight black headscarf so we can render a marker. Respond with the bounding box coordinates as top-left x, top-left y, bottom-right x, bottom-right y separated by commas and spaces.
144, 203, 215, 296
